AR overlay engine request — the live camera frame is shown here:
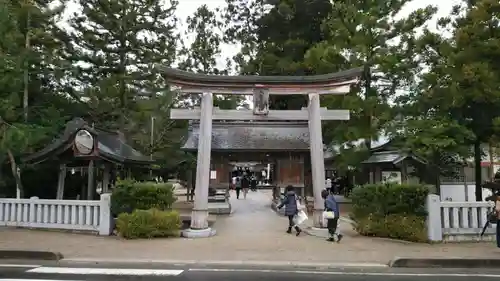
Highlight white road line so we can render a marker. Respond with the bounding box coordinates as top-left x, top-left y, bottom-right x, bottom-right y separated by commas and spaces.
0, 265, 40, 268
188, 268, 500, 278
27, 267, 184, 276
